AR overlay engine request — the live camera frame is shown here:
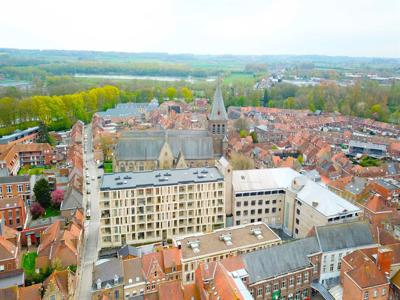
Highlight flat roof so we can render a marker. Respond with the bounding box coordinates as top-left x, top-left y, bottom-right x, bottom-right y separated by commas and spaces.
100, 167, 223, 191
233, 168, 361, 217
174, 222, 281, 260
